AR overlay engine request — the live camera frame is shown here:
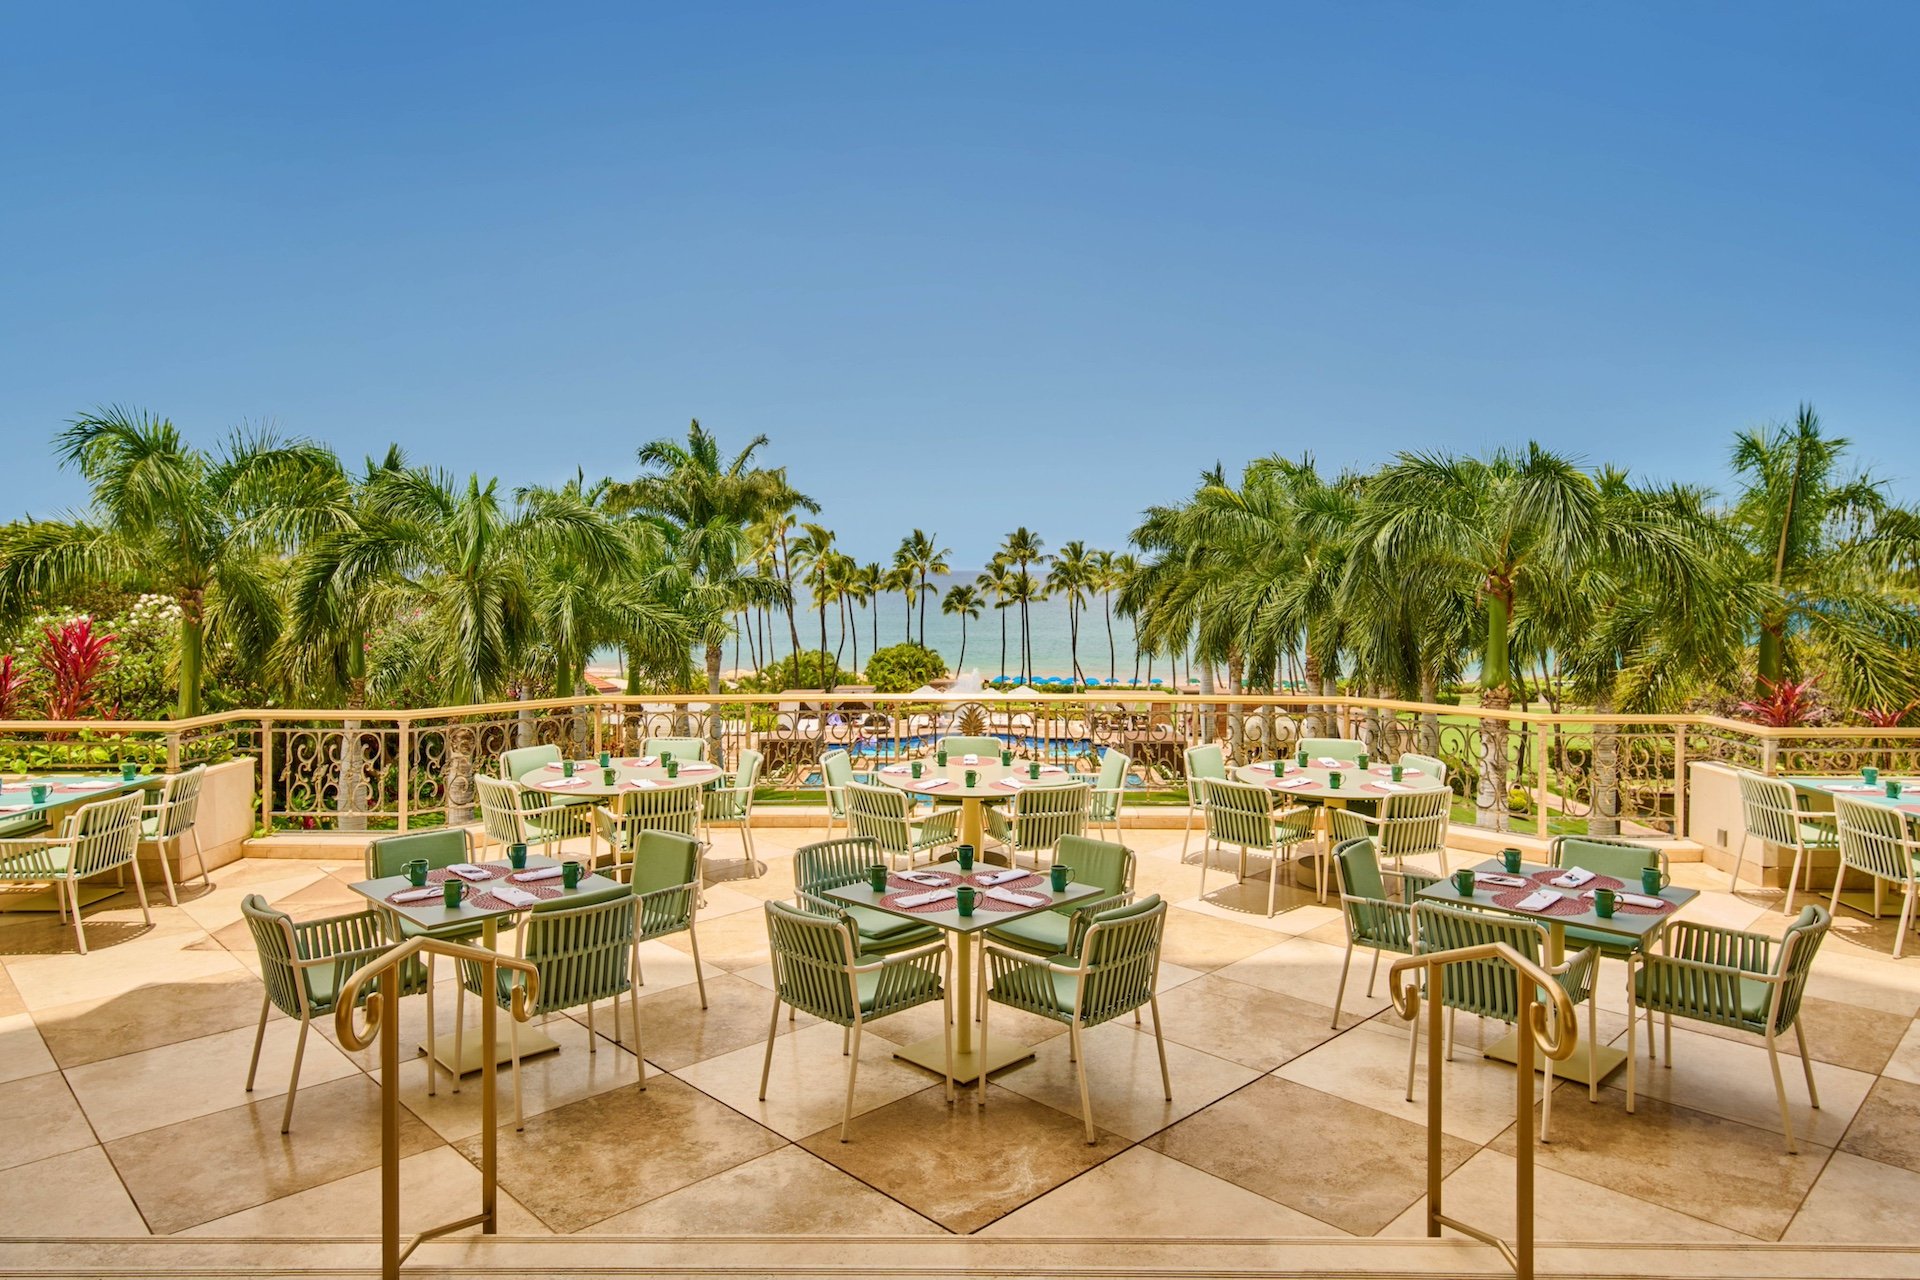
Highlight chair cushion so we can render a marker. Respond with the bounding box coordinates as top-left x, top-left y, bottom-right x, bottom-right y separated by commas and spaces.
0, 845, 71, 877
1563, 924, 1640, 958
985, 911, 1070, 954
1633, 967, 1774, 1023
844, 904, 930, 943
